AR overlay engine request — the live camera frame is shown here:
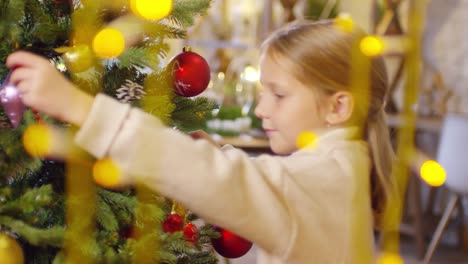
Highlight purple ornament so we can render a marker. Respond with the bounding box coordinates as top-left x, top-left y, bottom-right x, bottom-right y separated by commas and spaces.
0, 71, 26, 128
